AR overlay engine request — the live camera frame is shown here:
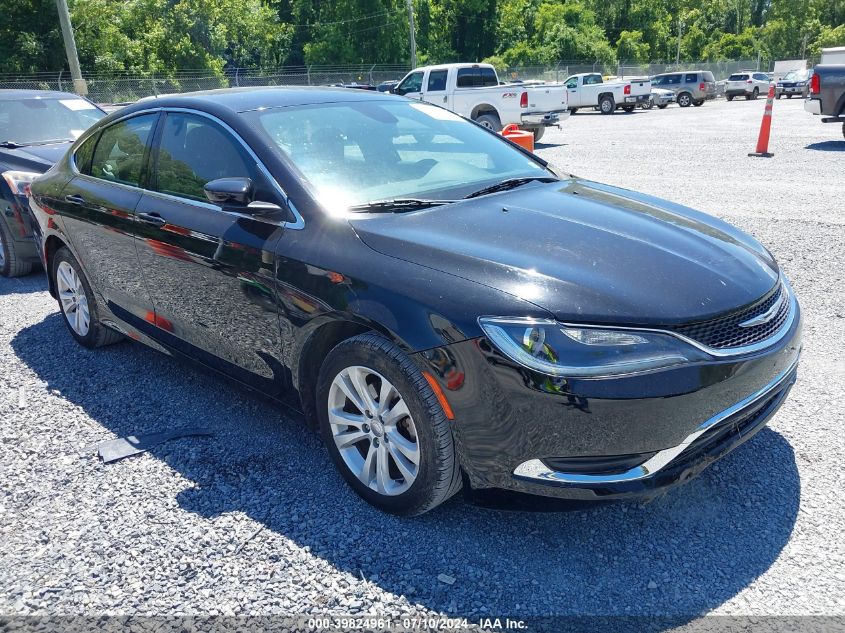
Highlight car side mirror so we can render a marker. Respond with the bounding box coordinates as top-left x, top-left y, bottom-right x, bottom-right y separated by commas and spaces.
204, 177, 253, 205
